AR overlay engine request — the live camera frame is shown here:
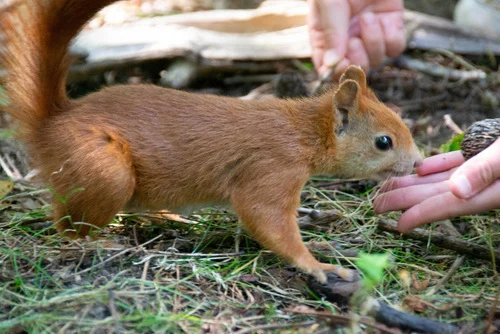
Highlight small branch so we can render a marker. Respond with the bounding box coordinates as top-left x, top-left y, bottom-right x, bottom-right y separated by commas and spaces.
395, 56, 487, 81
285, 307, 397, 334
367, 298, 460, 334
233, 320, 317, 334
298, 209, 341, 229
378, 219, 500, 262
71, 234, 163, 276
426, 255, 465, 296
239, 82, 273, 100
443, 114, 464, 134
306, 275, 459, 333
432, 48, 478, 71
